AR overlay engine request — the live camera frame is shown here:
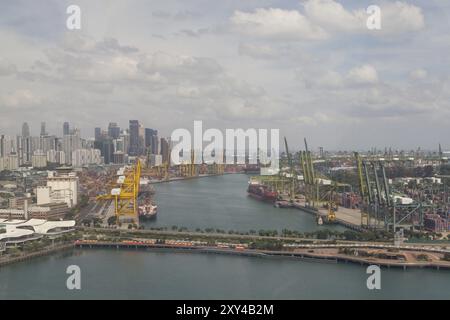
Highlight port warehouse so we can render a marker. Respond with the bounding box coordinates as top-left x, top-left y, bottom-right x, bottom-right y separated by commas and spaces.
0, 219, 75, 253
